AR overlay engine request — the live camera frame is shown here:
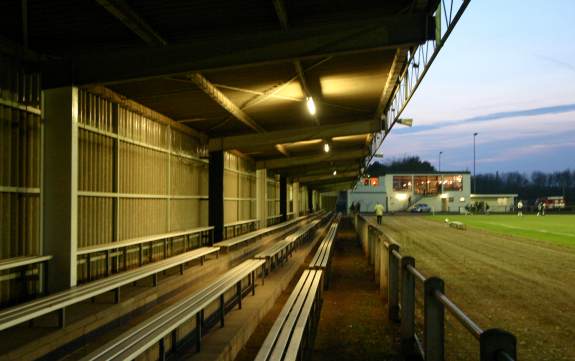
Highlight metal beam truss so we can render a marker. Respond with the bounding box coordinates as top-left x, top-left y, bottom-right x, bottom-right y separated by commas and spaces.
363, 0, 471, 172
